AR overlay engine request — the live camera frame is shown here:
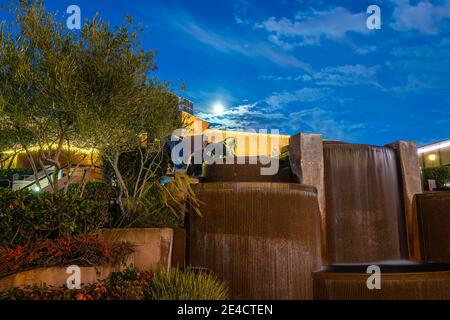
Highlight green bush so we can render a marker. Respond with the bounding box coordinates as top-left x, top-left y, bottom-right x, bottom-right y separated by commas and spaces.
106, 174, 201, 229
0, 267, 230, 300
67, 182, 118, 201
422, 166, 450, 188
0, 168, 34, 181
150, 268, 230, 300
0, 188, 109, 247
